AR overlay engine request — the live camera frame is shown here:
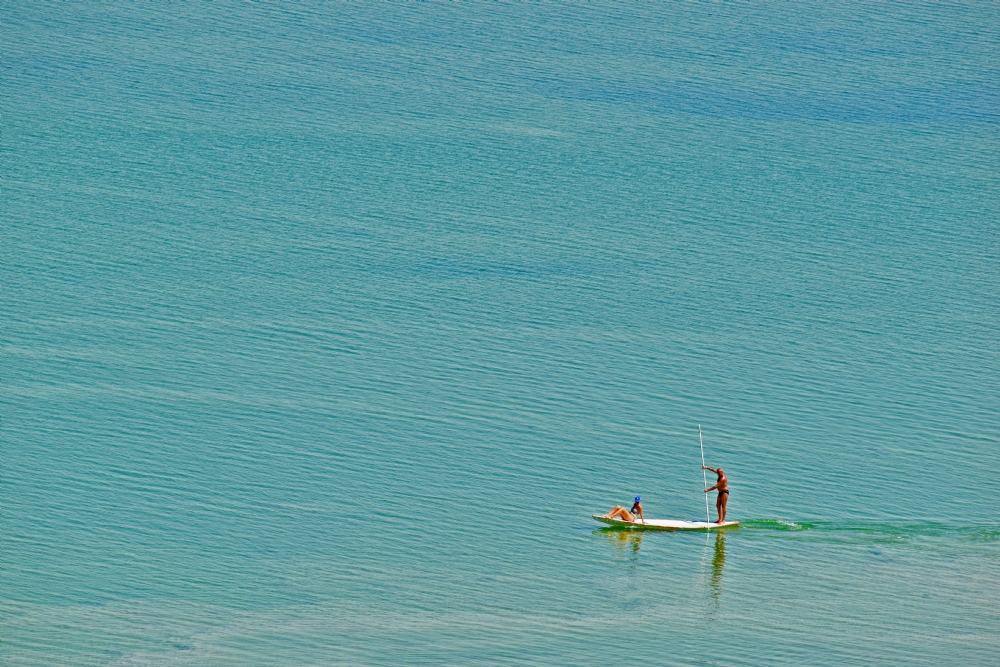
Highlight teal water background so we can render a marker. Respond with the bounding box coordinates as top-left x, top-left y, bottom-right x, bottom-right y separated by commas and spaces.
4, 3, 999, 665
